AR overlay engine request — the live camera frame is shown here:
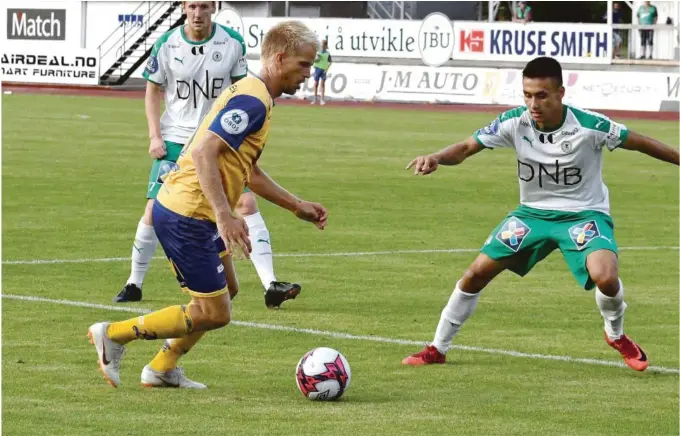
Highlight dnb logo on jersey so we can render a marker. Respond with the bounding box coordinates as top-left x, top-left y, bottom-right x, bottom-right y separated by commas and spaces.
569, 220, 600, 250
496, 217, 531, 252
